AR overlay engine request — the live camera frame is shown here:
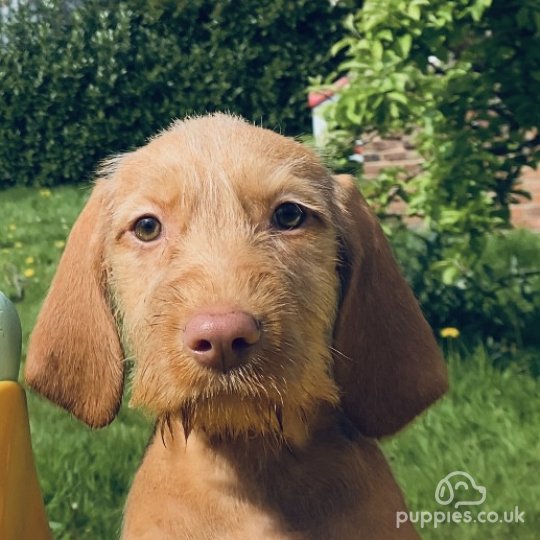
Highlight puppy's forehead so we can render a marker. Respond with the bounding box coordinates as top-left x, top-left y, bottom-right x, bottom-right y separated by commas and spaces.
110, 115, 333, 209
